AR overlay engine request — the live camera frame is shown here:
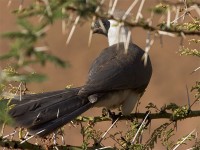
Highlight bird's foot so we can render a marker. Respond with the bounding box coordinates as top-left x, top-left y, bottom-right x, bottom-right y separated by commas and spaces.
101, 108, 122, 123
108, 110, 122, 124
